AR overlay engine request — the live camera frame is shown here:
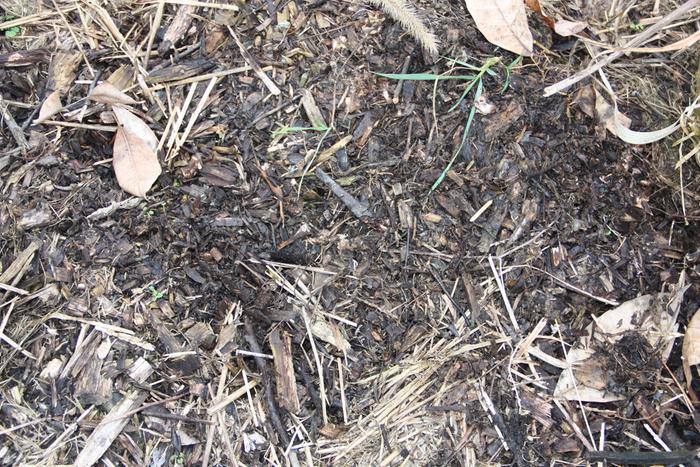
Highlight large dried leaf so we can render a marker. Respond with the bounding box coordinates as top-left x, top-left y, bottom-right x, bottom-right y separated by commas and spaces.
683, 307, 700, 389
34, 90, 63, 124
465, 0, 533, 56
112, 109, 161, 197
112, 106, 158, 151
88, 82, 138, 106
553, 274, 687, 402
